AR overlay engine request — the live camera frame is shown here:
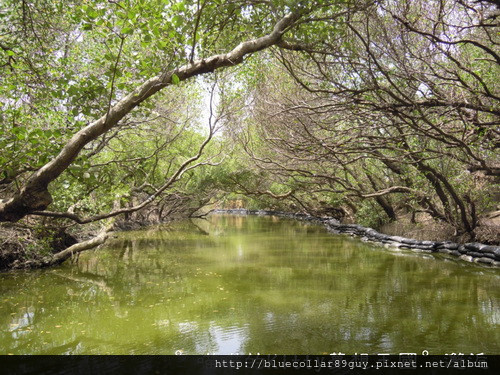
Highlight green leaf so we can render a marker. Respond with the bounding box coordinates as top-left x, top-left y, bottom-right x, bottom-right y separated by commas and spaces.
171, 74, 180, 84
32, 129, 44, 137
12, 126, 24, 135
121, 27, 134, 35
172, 15, 183, 27
86, 7, 99, 19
